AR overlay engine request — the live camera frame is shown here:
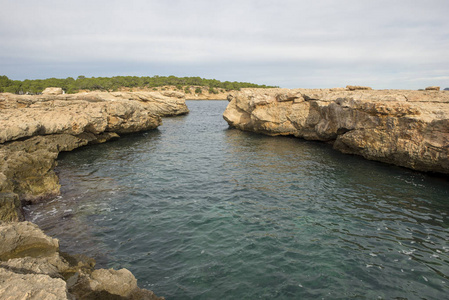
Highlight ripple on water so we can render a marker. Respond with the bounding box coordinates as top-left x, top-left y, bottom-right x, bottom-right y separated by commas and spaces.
25, 101, 449, 299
